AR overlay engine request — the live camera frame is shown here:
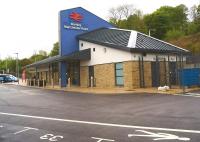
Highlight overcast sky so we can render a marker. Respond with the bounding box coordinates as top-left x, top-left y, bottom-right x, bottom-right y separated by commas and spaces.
0, 0, 199, 59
